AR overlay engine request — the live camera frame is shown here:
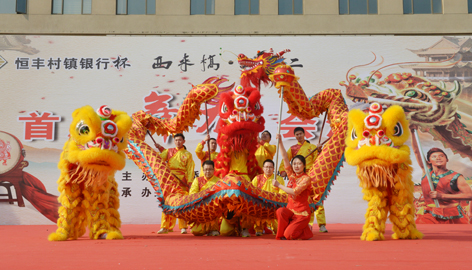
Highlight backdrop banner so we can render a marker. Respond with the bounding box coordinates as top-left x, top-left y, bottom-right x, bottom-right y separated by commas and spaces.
0, 35, 471, 225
